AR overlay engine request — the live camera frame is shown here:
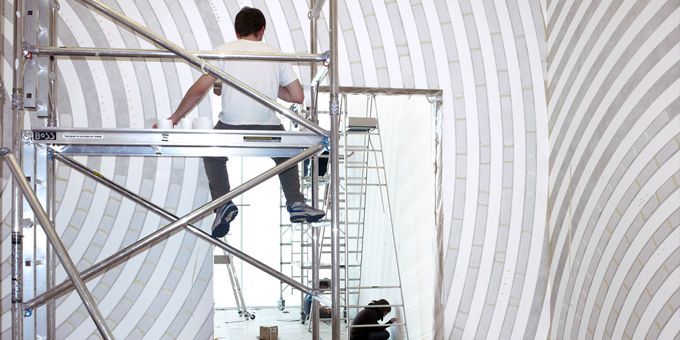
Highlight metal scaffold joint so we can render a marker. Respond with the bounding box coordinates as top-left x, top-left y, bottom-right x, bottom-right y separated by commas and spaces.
0, 79, 6, 104
321, 50, 331, 65
329, 99, 340, 116
22, 43, 34, 60
11, 89, 23, 110
10, 232, 22, 244
427, 94, 443, 105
